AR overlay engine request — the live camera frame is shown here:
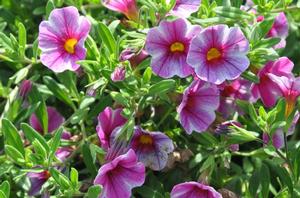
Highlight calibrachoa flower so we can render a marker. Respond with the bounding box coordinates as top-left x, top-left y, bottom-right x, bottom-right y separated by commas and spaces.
251, 57, 294, 108
178, 80, 219, 134
94, 149, 145, 198
171, 182, 222, 198
111, 66, 126, 82
267, 12, 289, 49
145, 18, 201, 78
268, 74, 300, 118
27, 171, 51, 196
96, 107, 127, 150
102, 0, 139, 22
119, 48, 148, 68
169, 0, 201, 18
130, 126, 174, 171
38, 6, 91, 72
19, 80, 32, 99
187, 25, 250, 84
